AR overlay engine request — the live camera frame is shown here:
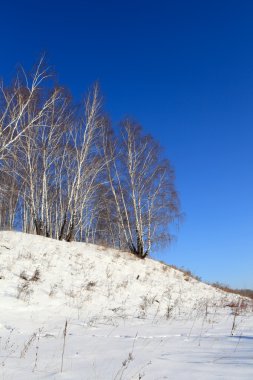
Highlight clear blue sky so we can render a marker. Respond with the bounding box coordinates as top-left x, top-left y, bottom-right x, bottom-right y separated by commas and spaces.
1, 0, 253, 288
